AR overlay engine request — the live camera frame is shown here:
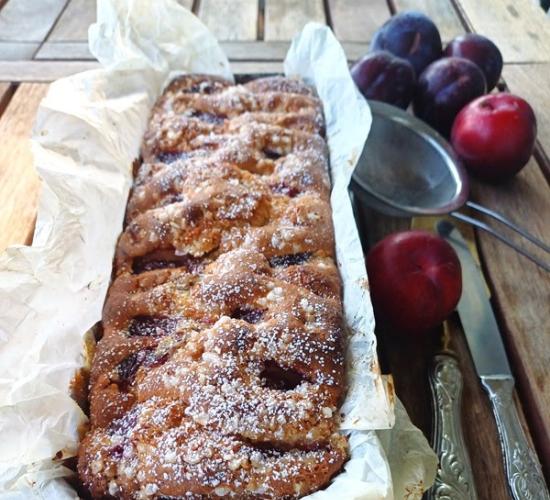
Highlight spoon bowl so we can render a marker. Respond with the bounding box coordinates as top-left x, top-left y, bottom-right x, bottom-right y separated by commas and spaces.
350, 100, 549, 271
351, 100, 469, 217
